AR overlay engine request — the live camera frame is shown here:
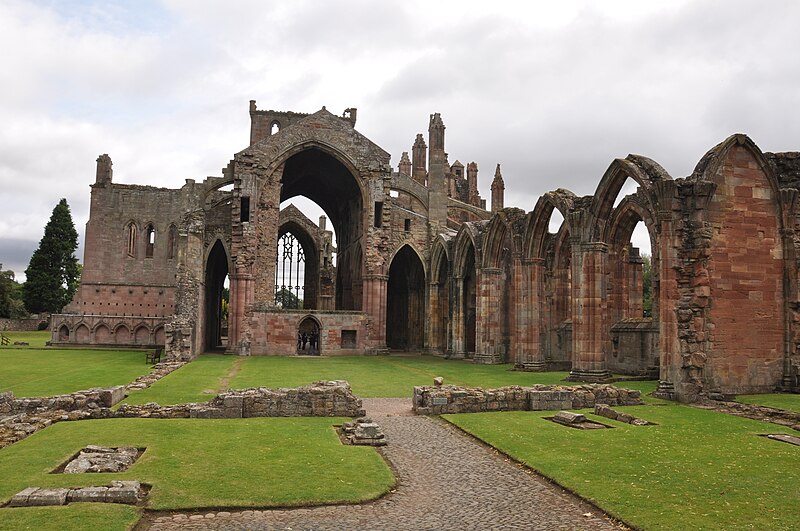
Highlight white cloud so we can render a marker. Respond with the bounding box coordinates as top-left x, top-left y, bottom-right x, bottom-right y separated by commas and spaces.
1, 0, 799, 276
